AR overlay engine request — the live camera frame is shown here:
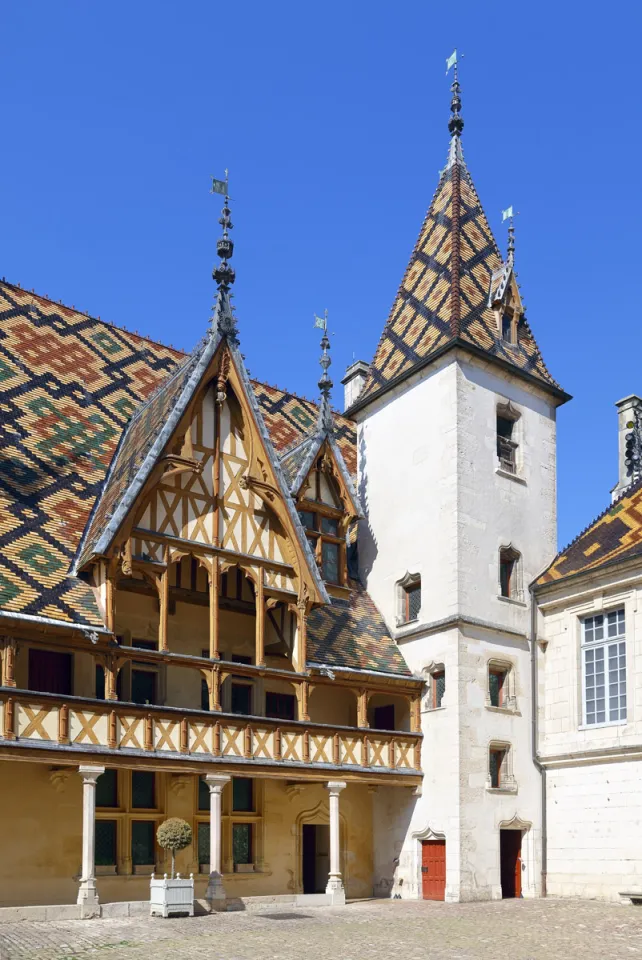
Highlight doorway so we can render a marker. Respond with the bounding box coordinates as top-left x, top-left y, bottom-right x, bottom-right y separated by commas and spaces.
302, 824, 330, 894
421, 840, 446, 900
500, 829, 522, 898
